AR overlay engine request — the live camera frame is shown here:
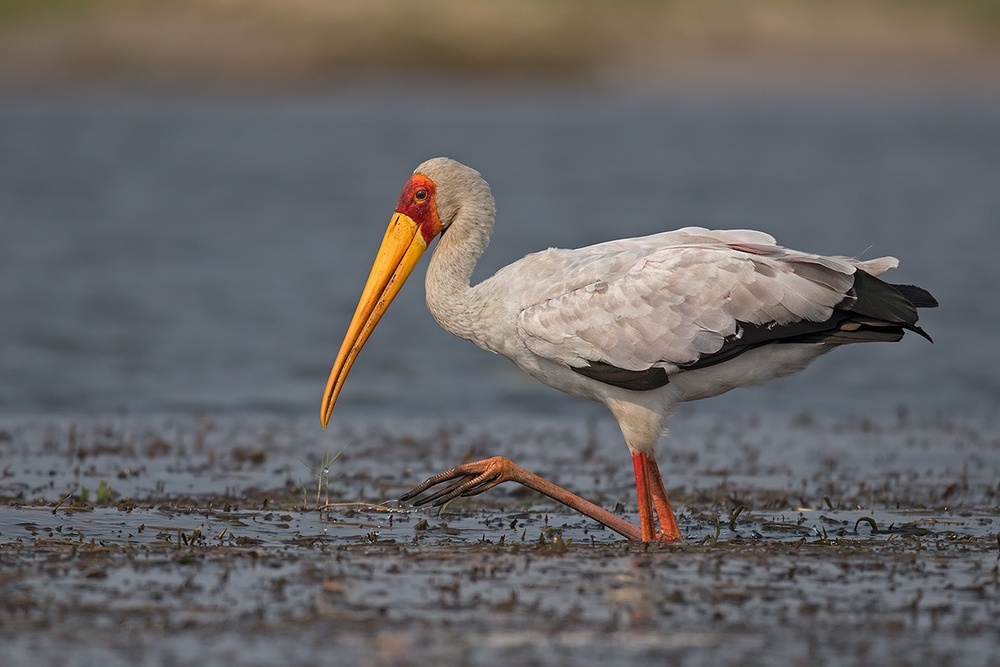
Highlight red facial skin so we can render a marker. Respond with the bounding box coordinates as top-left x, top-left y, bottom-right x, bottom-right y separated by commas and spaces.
395, 174, 442, 245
